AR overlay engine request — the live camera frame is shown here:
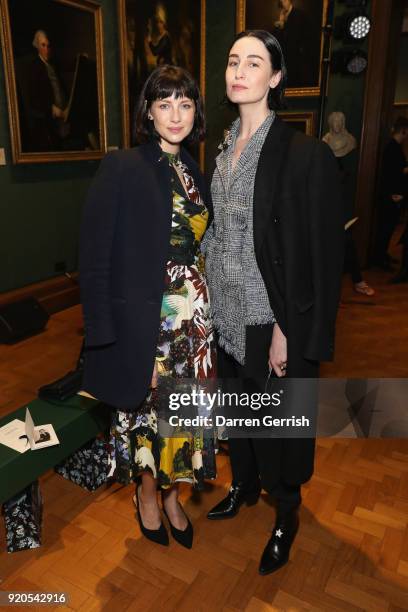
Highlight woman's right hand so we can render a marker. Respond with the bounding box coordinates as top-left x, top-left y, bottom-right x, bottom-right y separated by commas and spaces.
151, 361, 158, 389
